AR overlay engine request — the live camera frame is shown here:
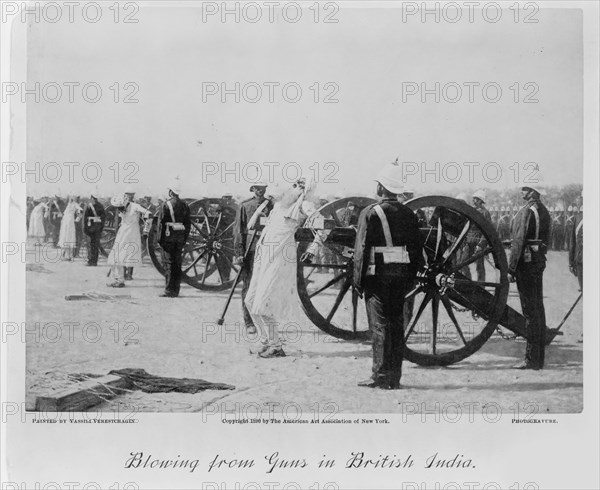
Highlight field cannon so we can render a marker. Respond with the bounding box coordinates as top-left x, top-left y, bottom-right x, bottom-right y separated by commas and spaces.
295, 195, 566, 367
147, 197, 240, 291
